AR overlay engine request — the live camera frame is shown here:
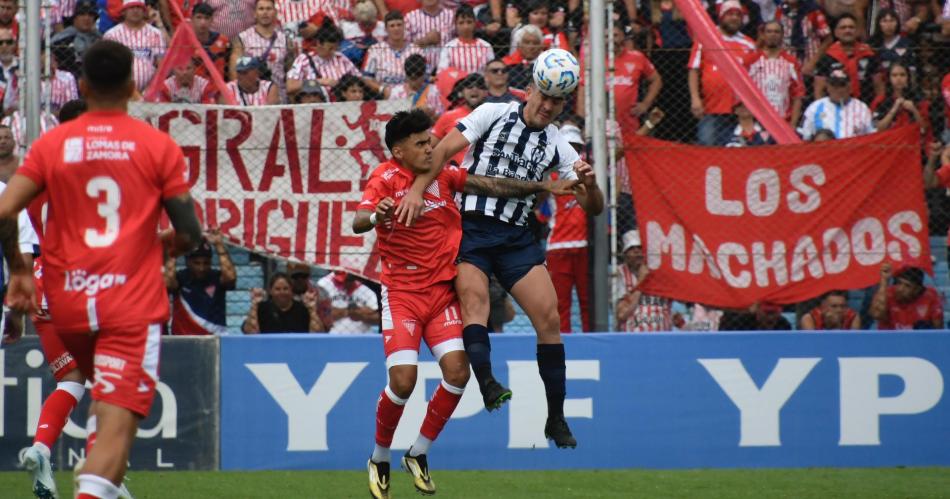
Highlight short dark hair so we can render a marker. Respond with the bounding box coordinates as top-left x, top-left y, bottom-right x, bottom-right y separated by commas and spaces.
58, 99, 88, 122
193, 2, 214, 16
823, 290, 848, 300
455, 4, 475, 20
332, 74, 367, 101
523, 0, 549, 14
384, 10, 403, 24
267, 272, 291, 290
385, 109, 433, 151
835, 12, 857, 27
81, 40, 134, 95
404, 53, 427, 79
315, 19, 343, 44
